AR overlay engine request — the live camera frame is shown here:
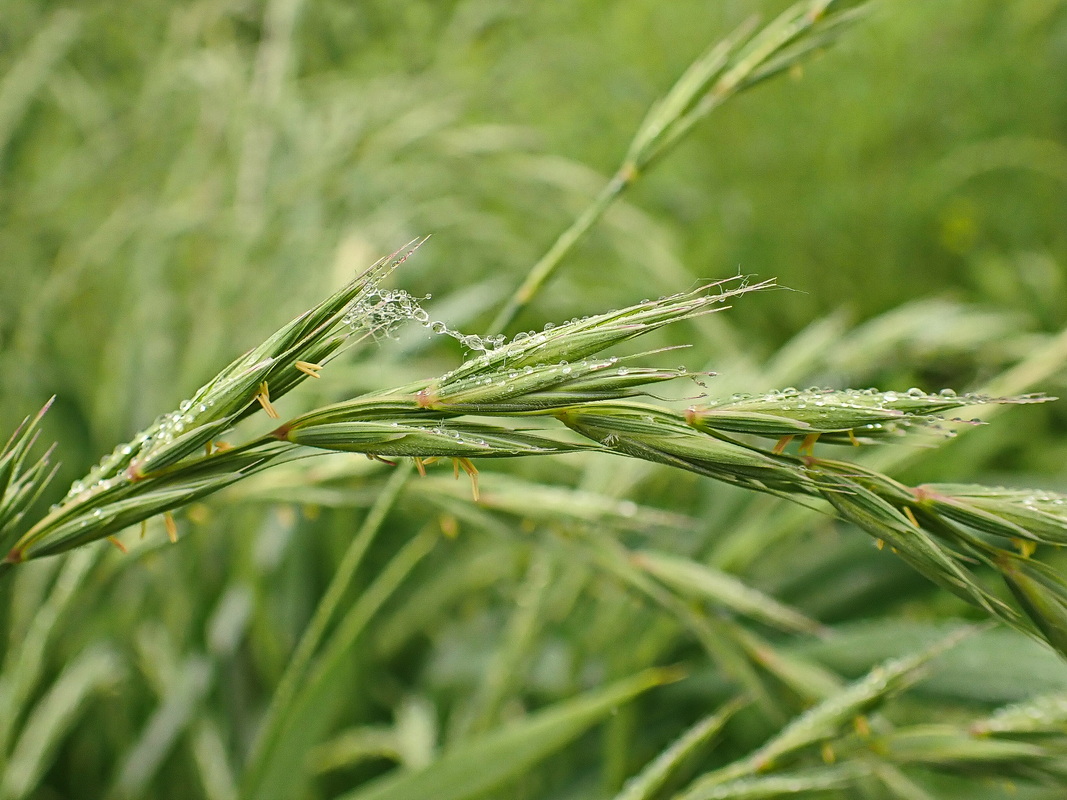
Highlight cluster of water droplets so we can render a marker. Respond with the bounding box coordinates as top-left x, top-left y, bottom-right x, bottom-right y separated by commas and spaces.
151, 399, 214, 444
343, 289, 508, 353
711, 386, 961, 412
345, 288, 430, 336
1016, 489, 1067, 509
61, 446, 134, 505
977, 695, 1067, 734
61, 397, 215, 505
428, 424, 493, 450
